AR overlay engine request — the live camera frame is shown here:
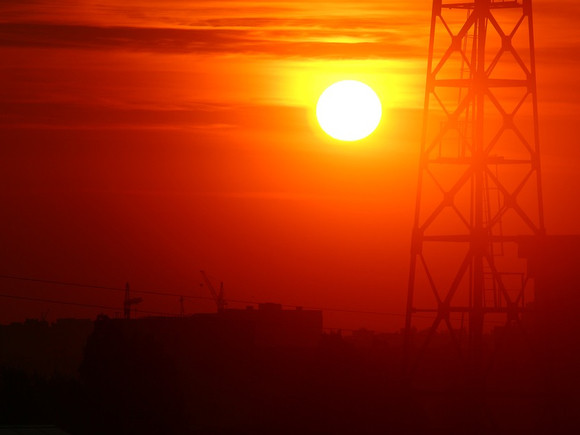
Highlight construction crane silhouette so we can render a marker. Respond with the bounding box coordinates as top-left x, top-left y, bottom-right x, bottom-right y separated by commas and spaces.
200, 271, 227, 313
